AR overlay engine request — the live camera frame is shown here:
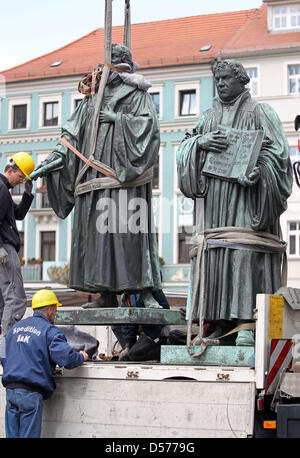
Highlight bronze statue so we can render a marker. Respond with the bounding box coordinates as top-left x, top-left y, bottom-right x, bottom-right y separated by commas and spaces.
32, 43, 162, 308
177, 58, 293, 347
